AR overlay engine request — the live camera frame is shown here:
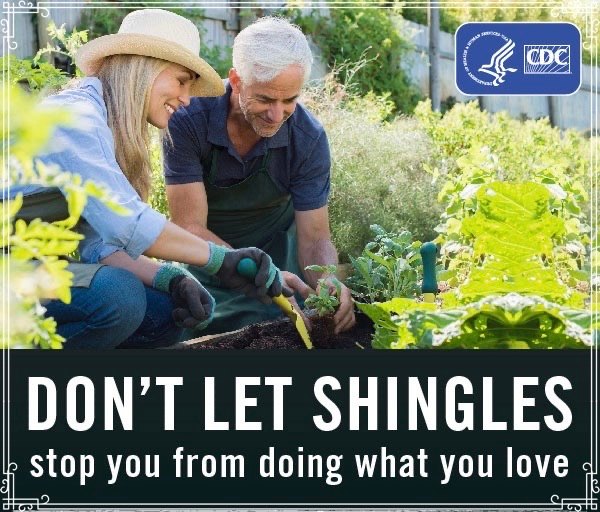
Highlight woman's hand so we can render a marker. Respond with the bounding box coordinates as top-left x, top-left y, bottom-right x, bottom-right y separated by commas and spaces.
153, 264, 215, 330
